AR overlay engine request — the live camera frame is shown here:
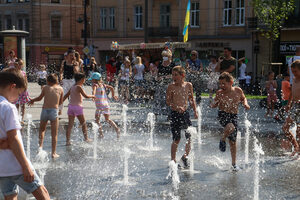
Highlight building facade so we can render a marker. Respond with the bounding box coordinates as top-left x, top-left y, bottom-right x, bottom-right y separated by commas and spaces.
91, 0, 259, 77
0, 0, 85, 66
